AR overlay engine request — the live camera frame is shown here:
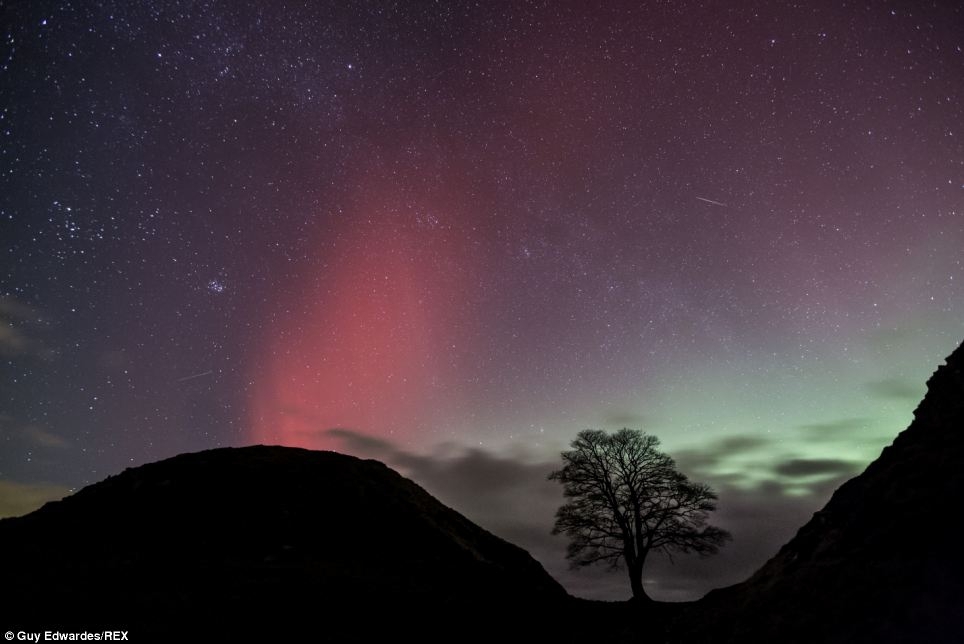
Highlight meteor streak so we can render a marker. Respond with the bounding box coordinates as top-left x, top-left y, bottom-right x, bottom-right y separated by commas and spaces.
695, 196, 727, 207
176, 370, 213, 382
